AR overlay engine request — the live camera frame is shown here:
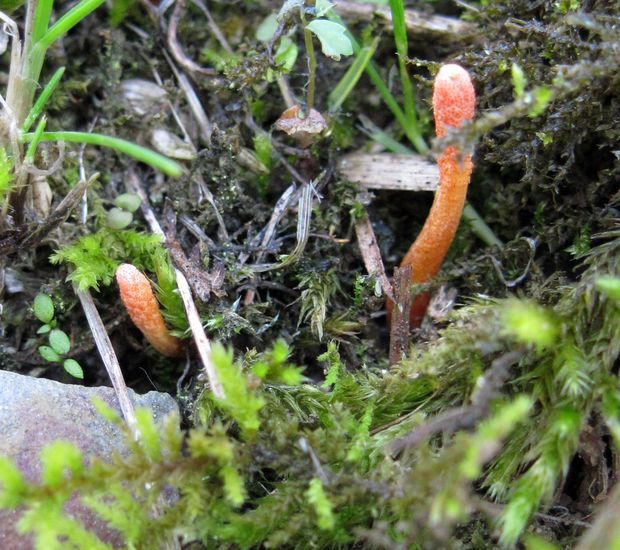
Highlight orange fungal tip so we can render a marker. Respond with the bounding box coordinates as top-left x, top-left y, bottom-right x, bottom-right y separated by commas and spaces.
432, 64, 476, 139
116, 263, 183, 358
